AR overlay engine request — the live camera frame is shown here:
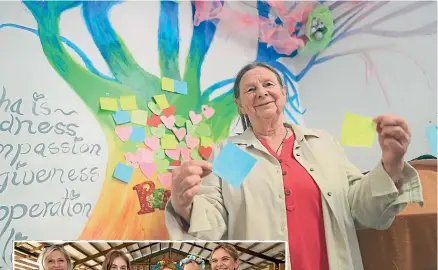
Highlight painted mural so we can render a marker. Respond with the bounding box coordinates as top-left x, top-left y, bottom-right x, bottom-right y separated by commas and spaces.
0, 0, 436, 268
